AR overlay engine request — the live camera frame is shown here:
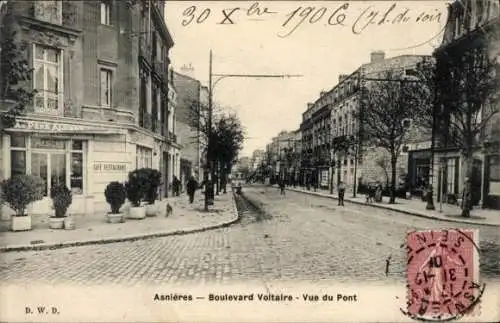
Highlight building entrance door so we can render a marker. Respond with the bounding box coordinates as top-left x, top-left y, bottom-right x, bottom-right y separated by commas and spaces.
30, 151, 66, 213
163, 152, 169, 197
